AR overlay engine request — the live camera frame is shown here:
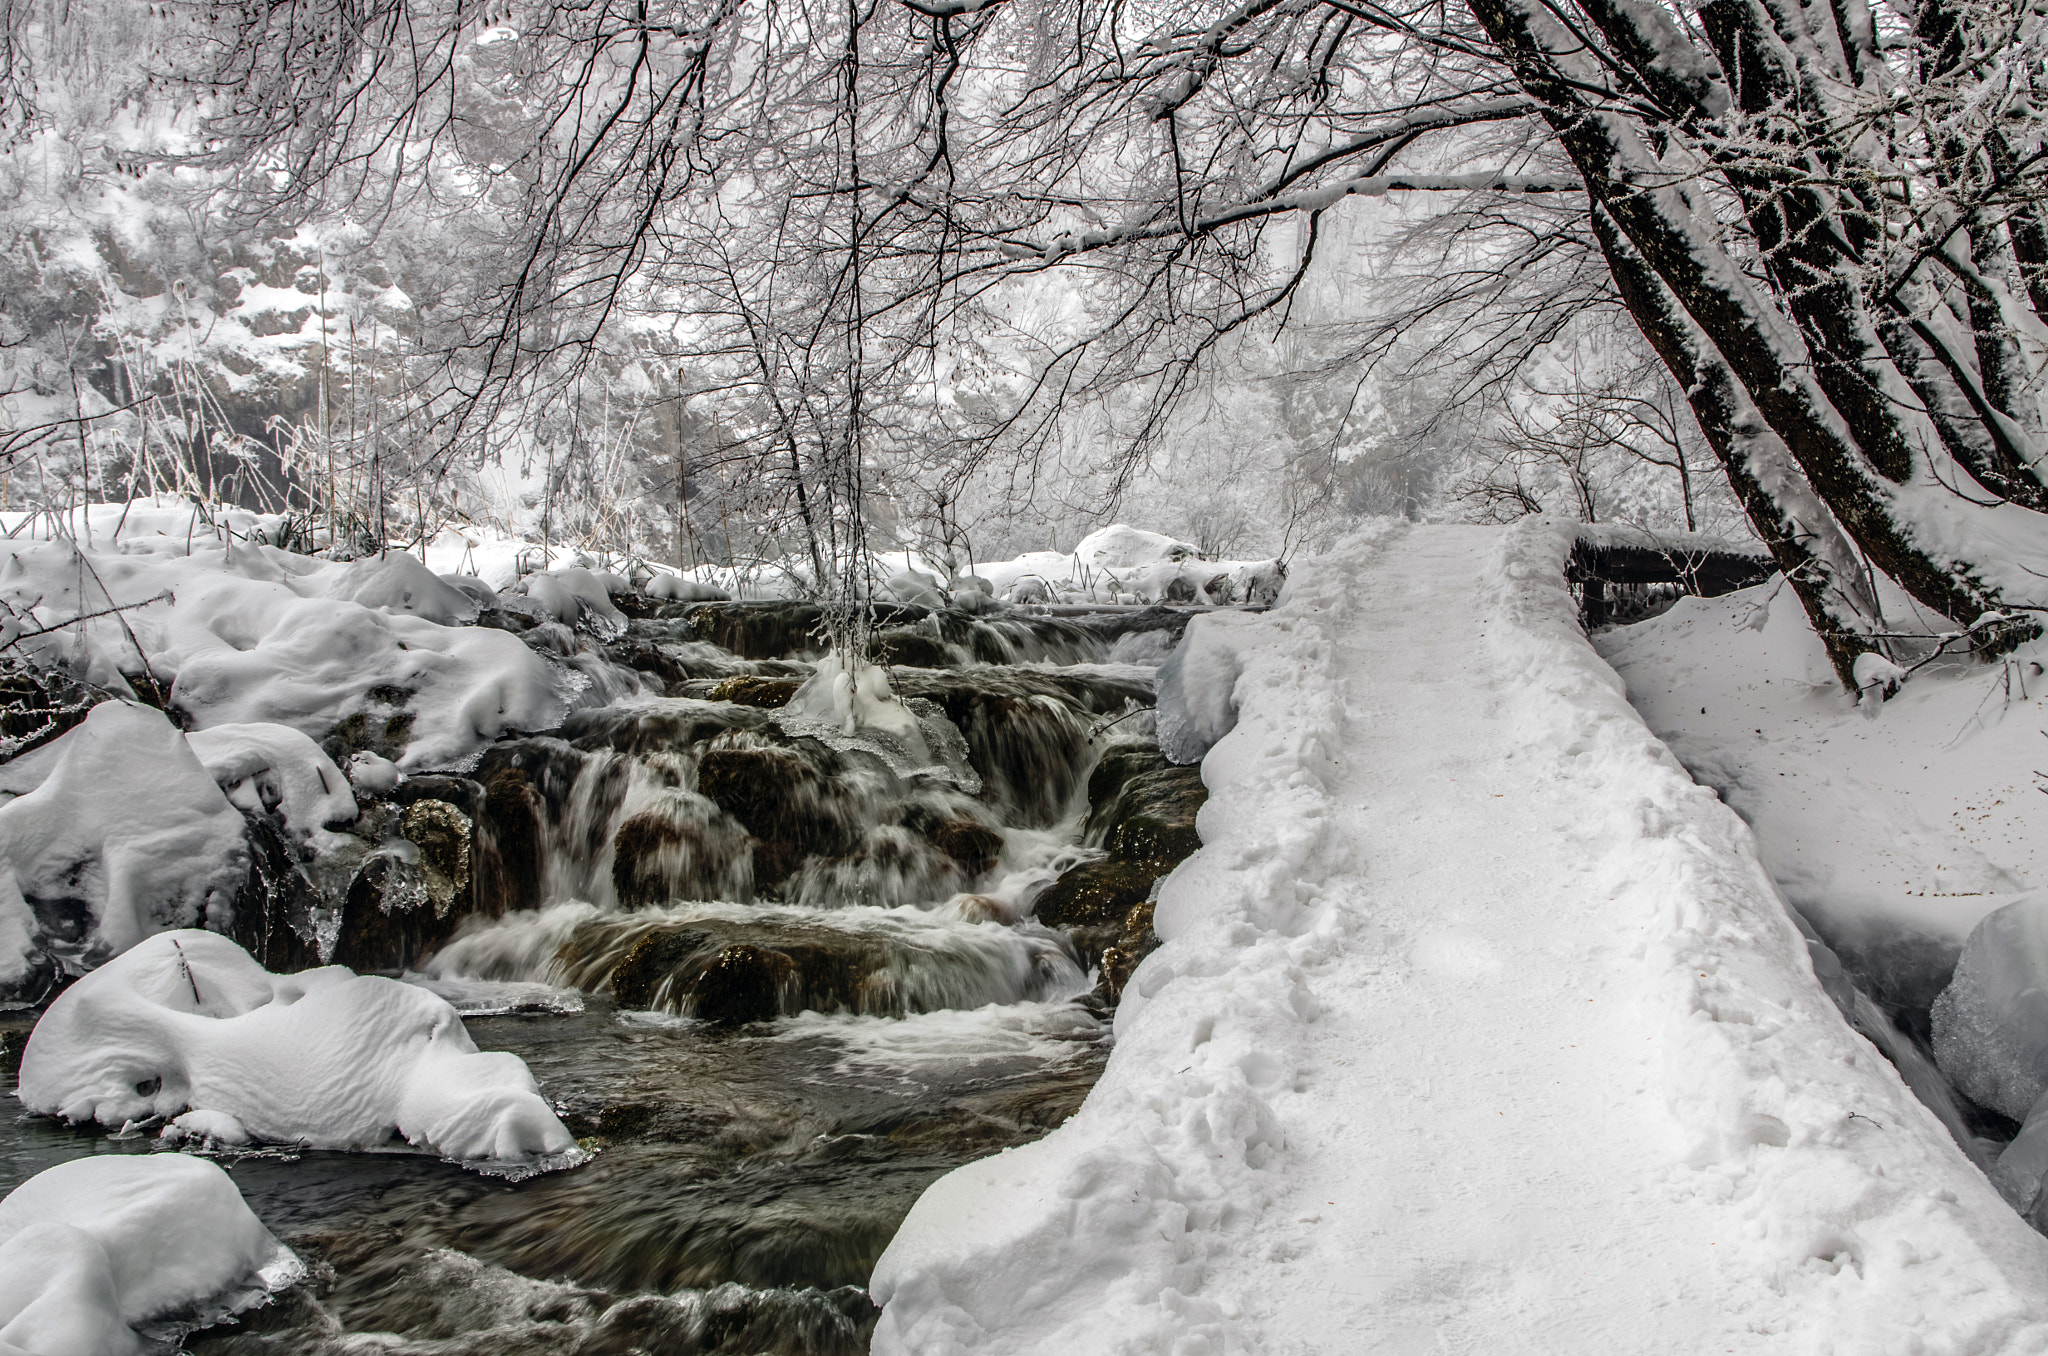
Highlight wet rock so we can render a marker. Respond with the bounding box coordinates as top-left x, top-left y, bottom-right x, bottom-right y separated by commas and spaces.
871, 628, 953, 669
401, 799, 473, 909
707, 675, 802, 709
607, 927, 717, 1010
330, 850, 446, 973
393, 775, 486, 818
1098, 898, 1160, 1002
602, 636, 694, 689
1086, 746, 1206, 871
472, 740, 591, 915
562, 702, 767, 758
227, 810, 327, 975
895, 669, 1152, 806
1163, 574, 1198, 604
682, 603, 828, 660
611, 811, 727, 911
689, 944, 799, 1025
321, 694, 417, 766
1032, 858, 1155, 930
680, 601, 931, 661
929, 820, 1003, 874
696, 745, 851, 889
